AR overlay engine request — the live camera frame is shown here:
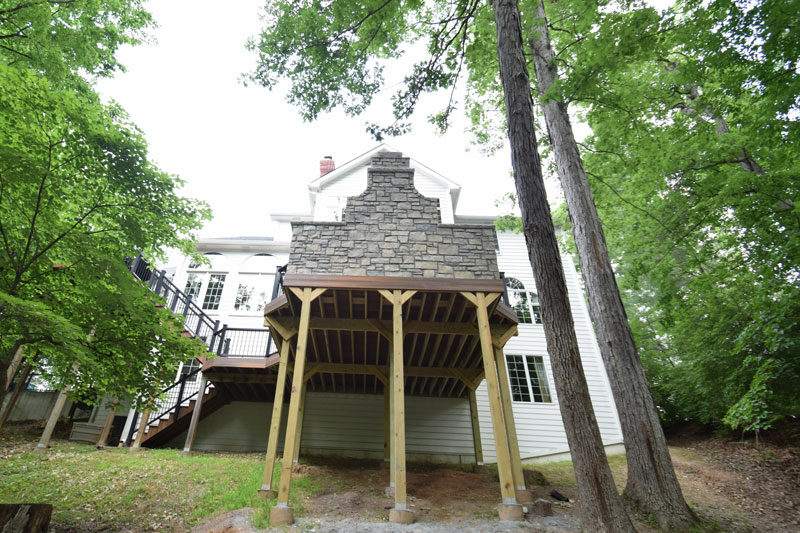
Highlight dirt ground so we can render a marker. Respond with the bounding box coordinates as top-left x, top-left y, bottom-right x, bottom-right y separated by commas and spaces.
288, 458, 578, 527
4, 419, 800, 531
196, 422, 800, 532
